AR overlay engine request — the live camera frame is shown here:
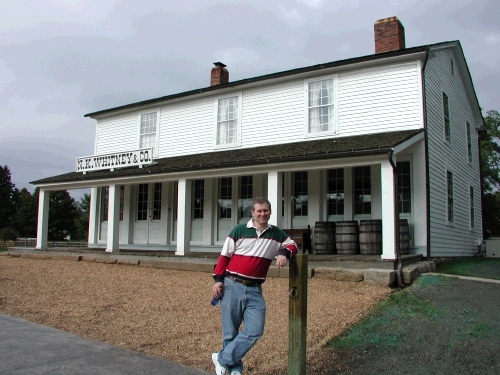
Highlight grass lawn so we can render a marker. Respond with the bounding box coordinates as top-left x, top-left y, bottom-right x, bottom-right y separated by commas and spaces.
436, 257, 500, 280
